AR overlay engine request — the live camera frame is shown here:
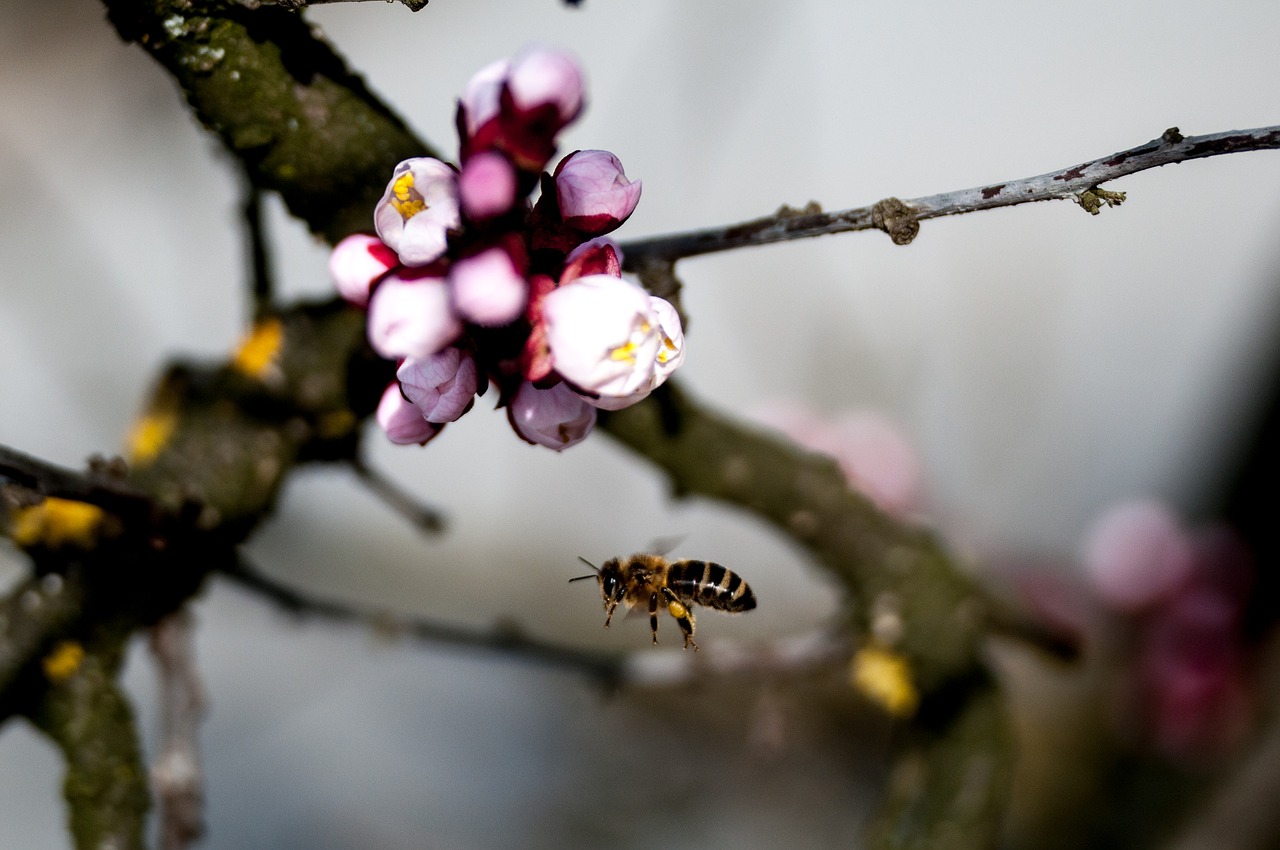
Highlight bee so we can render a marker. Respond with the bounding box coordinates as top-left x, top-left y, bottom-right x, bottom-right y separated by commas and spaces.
570, 554, 757, 650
